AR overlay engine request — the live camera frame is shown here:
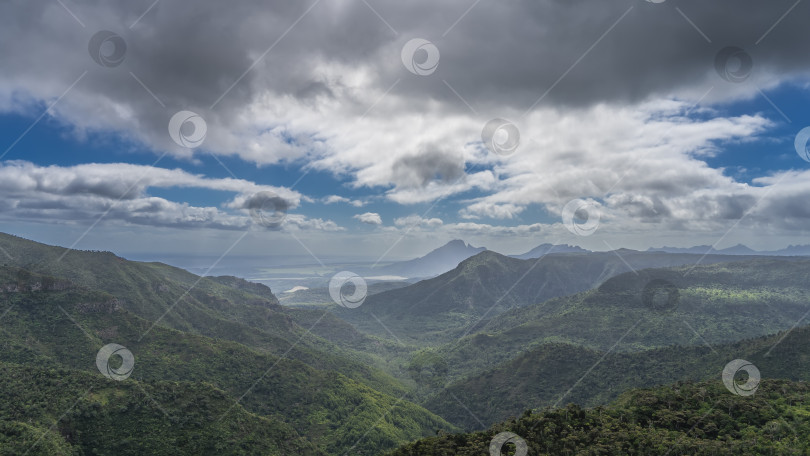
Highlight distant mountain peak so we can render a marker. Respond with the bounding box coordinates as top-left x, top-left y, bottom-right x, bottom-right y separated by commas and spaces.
376, 239, 487, 278
511, 243, 590, 260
